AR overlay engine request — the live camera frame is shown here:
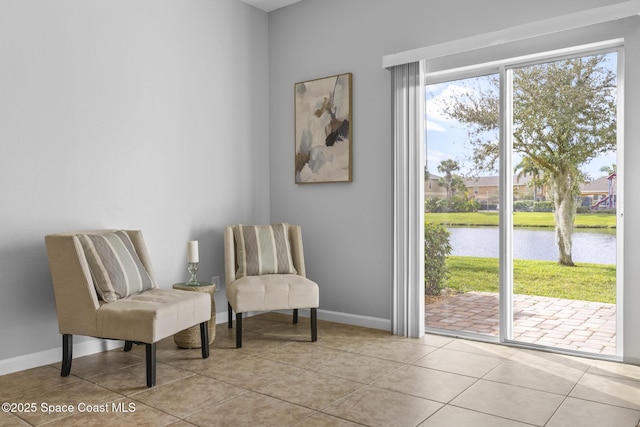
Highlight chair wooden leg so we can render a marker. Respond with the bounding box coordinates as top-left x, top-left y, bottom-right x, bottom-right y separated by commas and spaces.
146, 343, 156, 387
124, 341, 133, 352
200, 321, 209, 359
293, 308, 298, 324
61, 334, 72, 377
311, 308, 318, 342
236, 312, 242, 348
228, 302, 233, 329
